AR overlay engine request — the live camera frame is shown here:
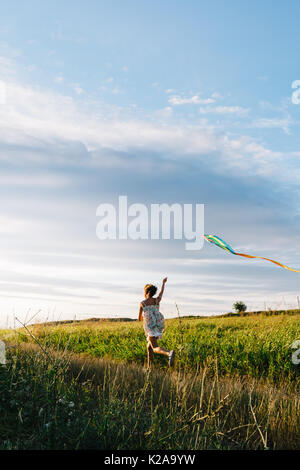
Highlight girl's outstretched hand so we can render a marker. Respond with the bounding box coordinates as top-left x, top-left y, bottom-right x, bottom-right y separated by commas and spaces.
163, 277, 168, 283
